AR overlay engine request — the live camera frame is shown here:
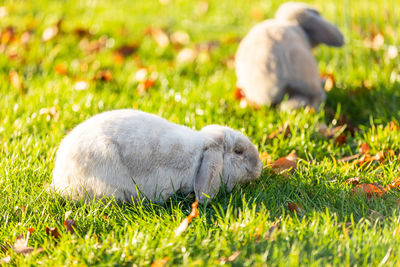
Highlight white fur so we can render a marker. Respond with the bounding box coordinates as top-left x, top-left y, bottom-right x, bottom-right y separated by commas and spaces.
235, 2, 344, 110
51, 109, 262, 204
